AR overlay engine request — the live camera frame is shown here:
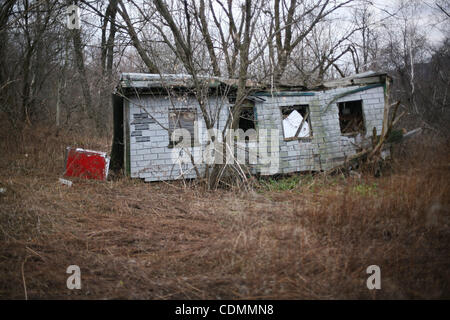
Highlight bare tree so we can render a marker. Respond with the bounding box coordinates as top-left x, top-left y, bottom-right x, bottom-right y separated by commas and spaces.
269, 0, 354, 85
117, 0, 159, 73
